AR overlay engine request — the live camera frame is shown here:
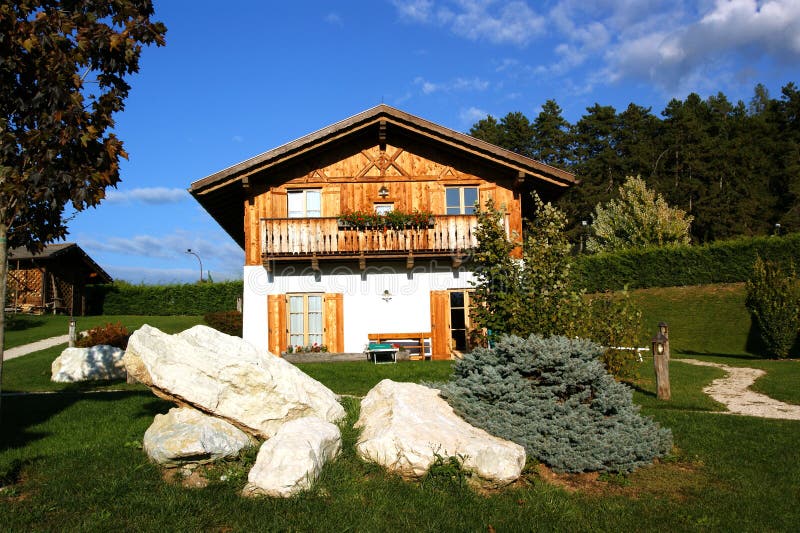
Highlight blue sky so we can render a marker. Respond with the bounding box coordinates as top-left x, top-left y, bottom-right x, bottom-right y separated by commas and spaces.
65, 0, 800, 284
